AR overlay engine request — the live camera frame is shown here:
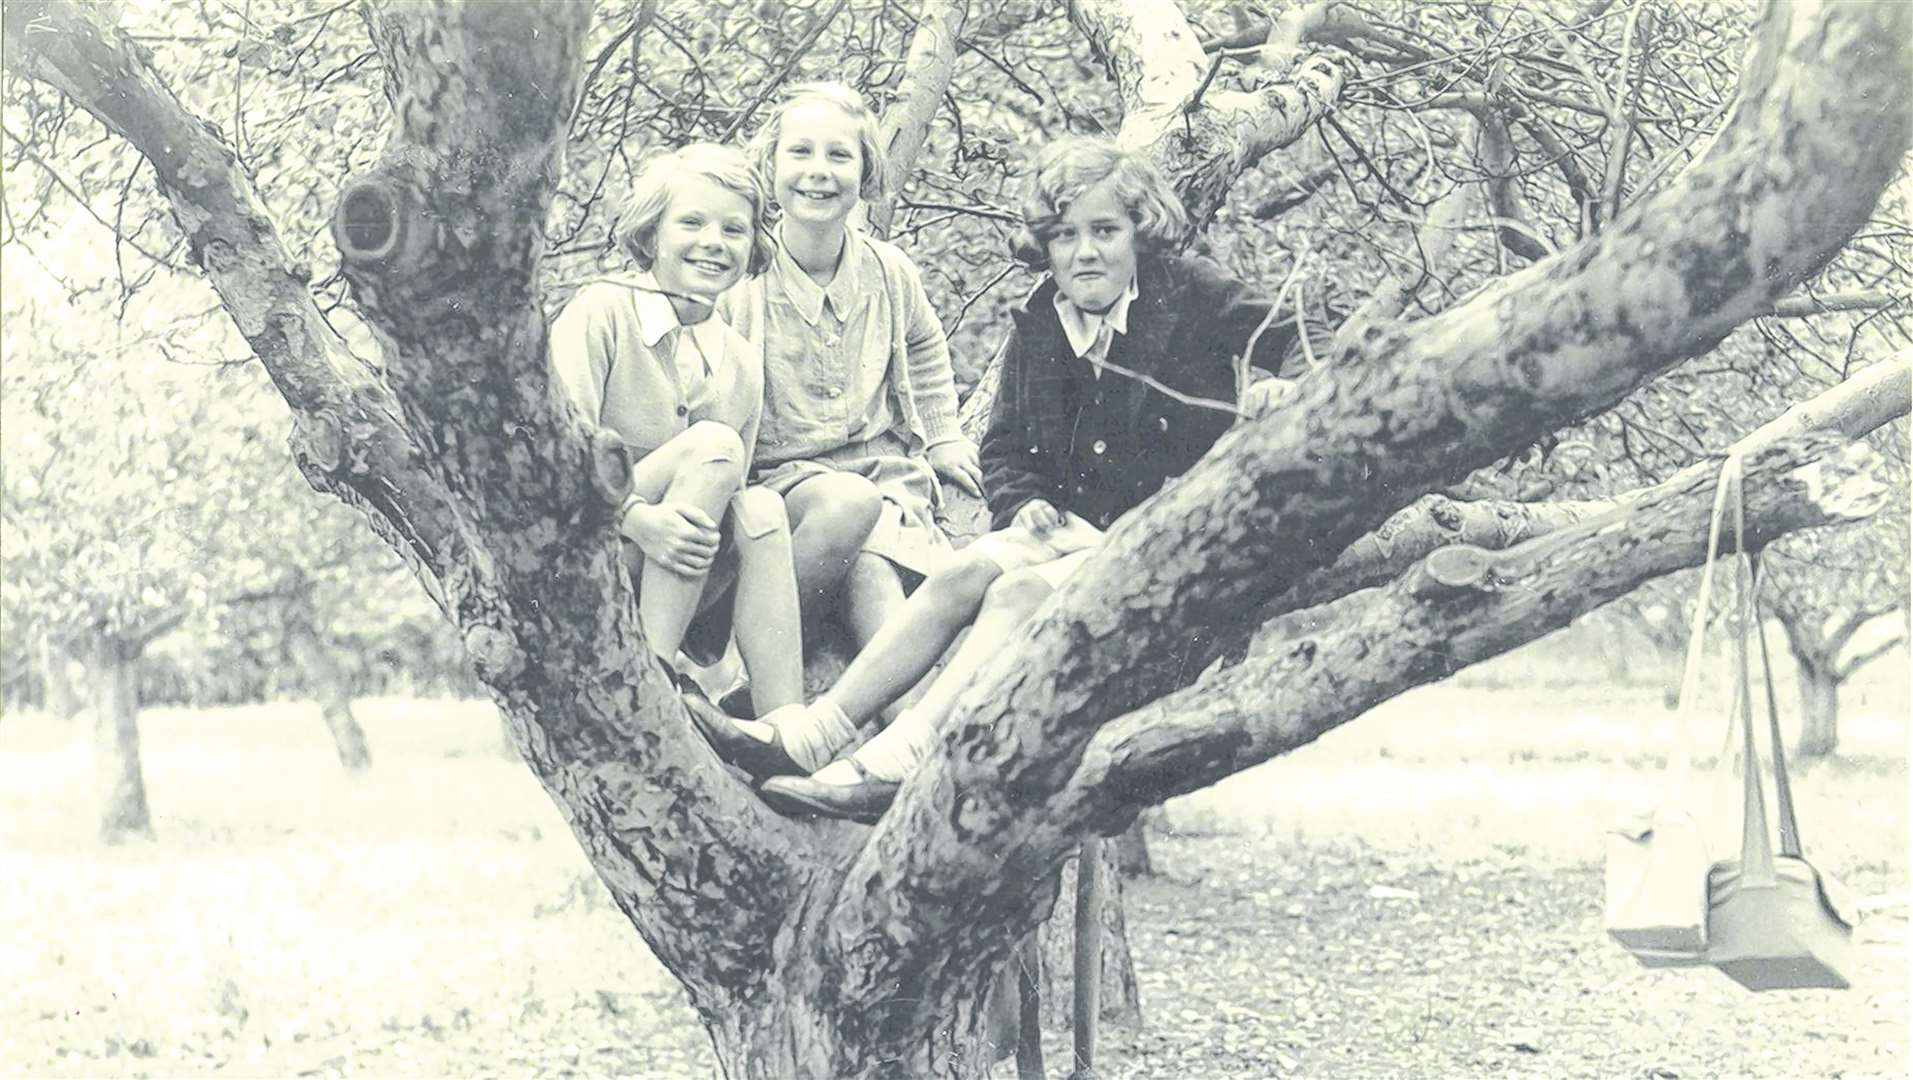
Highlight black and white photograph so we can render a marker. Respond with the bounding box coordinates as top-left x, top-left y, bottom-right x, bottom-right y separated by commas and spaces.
1, 0, 1907, 1076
